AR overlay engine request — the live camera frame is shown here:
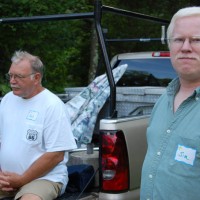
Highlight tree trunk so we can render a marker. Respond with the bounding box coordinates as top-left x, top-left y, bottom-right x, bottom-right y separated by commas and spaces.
88, 22, 99, 83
